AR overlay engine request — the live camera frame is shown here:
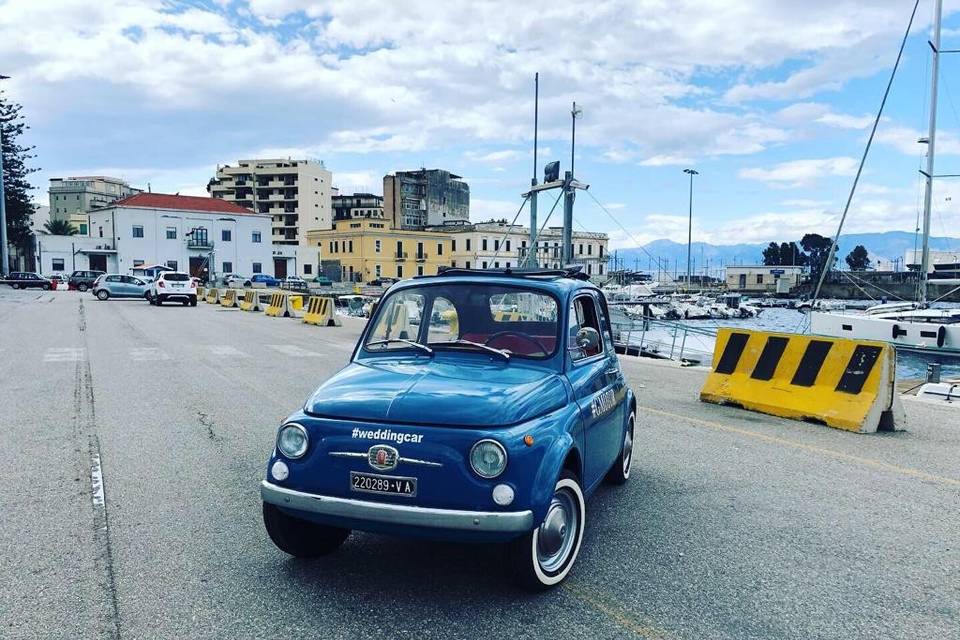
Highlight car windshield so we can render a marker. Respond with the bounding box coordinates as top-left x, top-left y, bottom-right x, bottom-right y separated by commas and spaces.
364, 283, 559, 359
164, 273, 190, 282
